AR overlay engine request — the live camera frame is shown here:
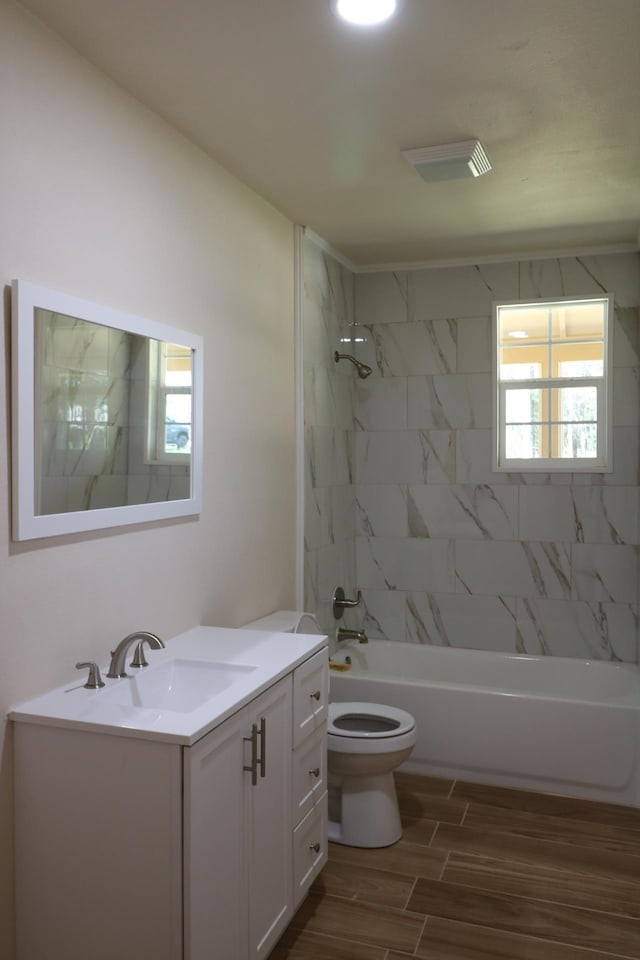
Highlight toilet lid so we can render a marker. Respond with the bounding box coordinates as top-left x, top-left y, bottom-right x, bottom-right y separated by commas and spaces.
328, 701, 415, 739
